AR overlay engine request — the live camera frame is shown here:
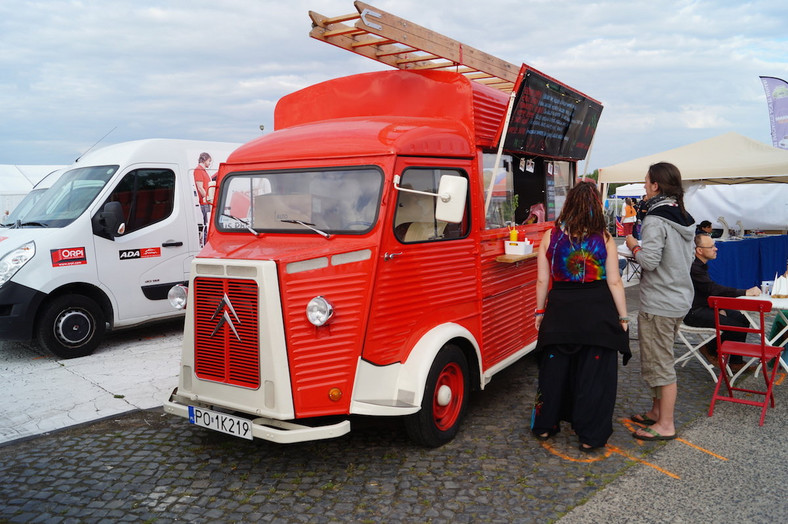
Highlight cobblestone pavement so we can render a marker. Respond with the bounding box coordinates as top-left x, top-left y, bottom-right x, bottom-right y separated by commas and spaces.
0, 286, 735, 523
